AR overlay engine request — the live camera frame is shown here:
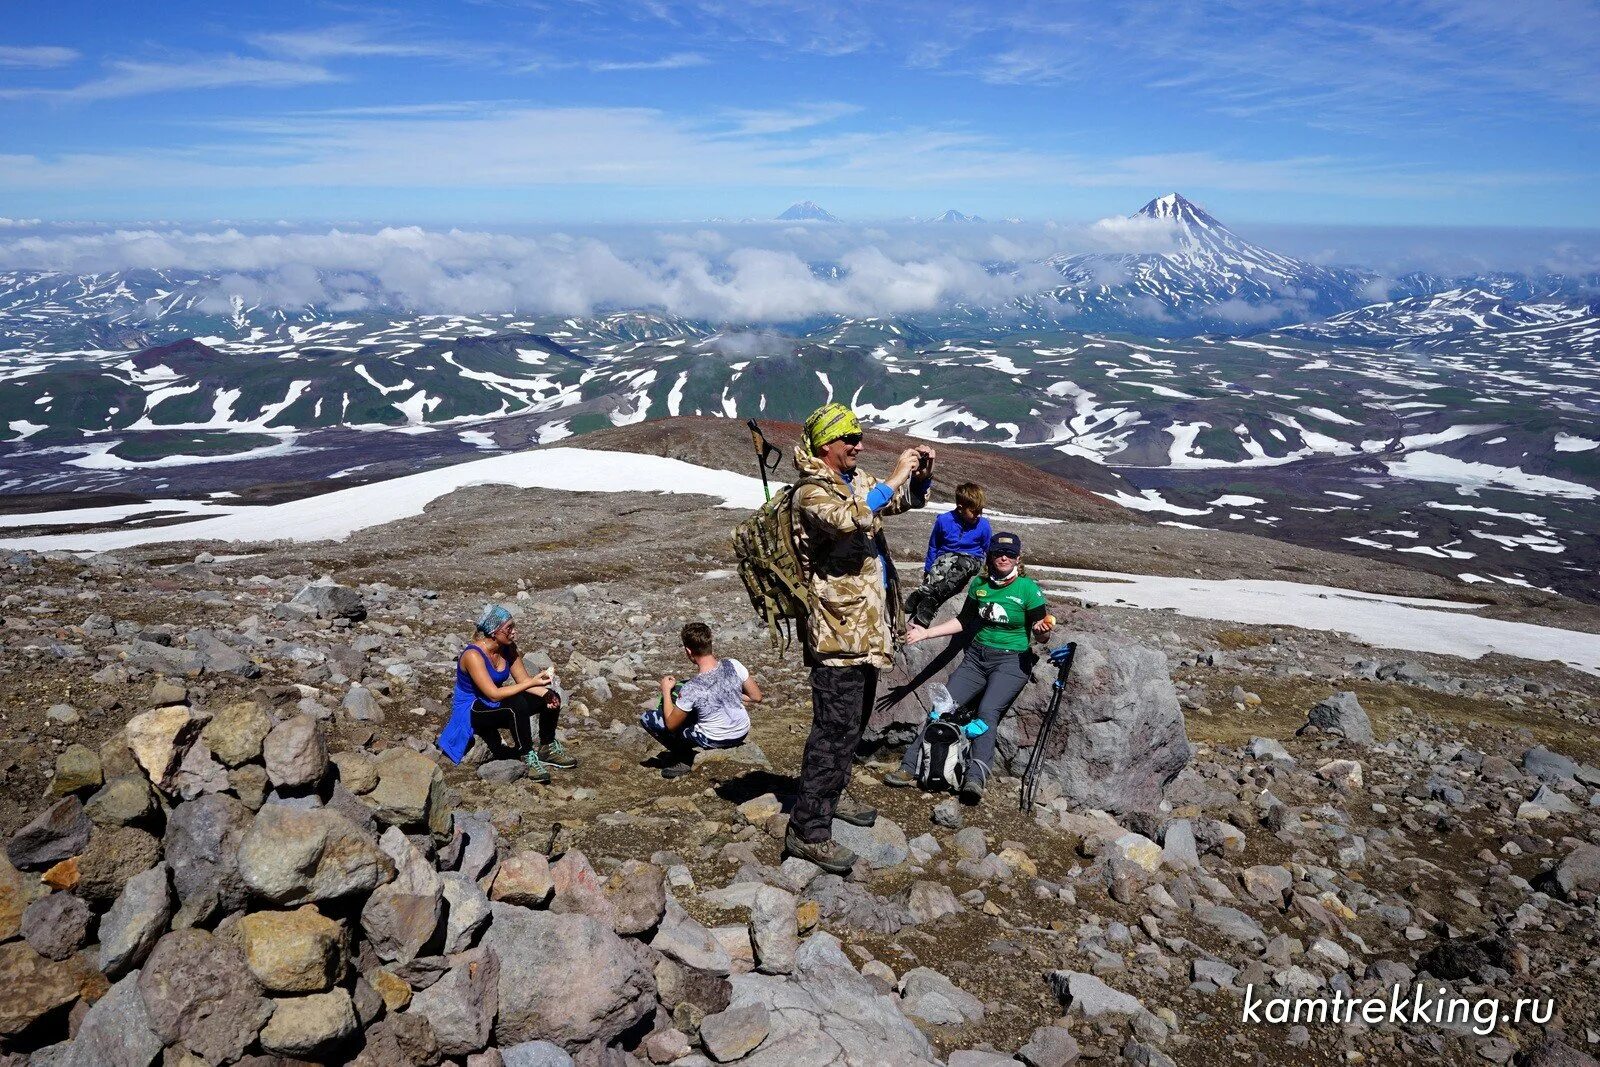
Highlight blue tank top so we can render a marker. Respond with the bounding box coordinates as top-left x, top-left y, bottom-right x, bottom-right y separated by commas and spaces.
439, 645, 513, 764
